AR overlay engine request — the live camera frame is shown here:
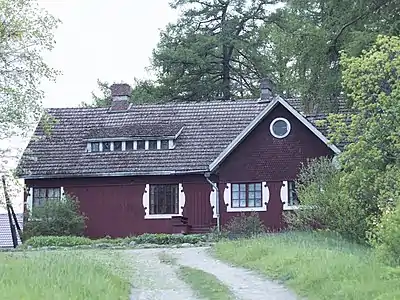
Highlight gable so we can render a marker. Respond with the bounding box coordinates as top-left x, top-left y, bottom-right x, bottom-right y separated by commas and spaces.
216, 103, 335, 182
